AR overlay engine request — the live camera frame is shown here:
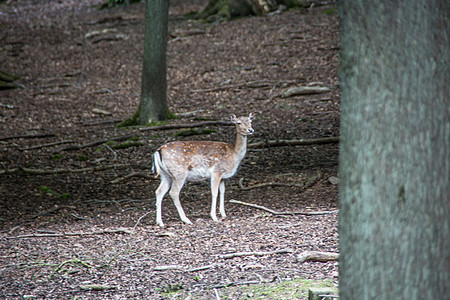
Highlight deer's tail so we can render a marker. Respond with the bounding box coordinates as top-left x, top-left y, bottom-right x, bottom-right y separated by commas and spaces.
152, 150, 162, 178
